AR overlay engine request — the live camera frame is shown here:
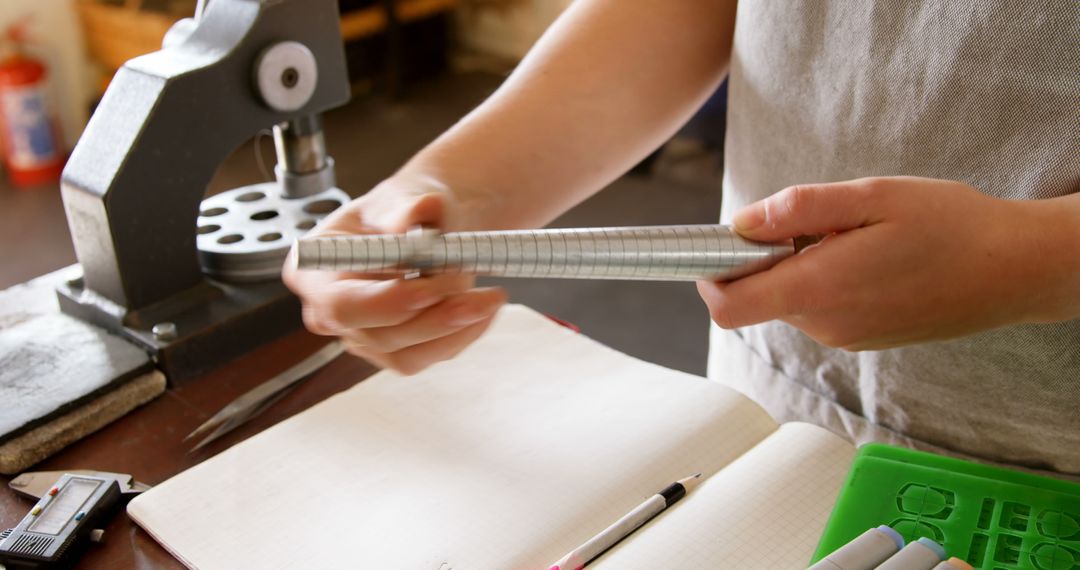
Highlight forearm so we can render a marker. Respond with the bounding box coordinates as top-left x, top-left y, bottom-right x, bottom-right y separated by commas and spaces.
397, 0, 737, 230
